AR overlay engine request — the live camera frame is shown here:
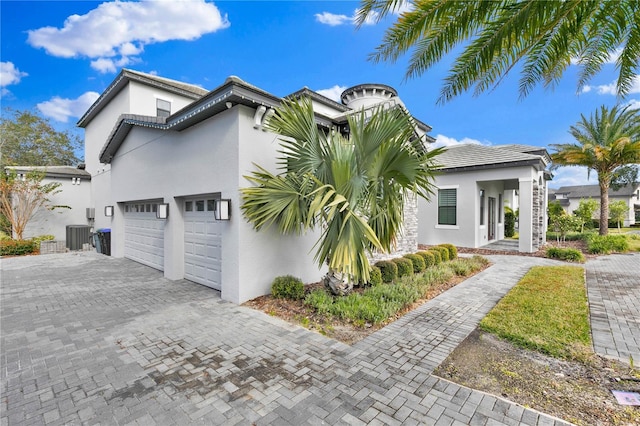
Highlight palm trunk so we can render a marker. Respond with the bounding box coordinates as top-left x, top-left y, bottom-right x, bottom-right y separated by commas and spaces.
599, 180, 609, 236
323, 269, 353, 296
